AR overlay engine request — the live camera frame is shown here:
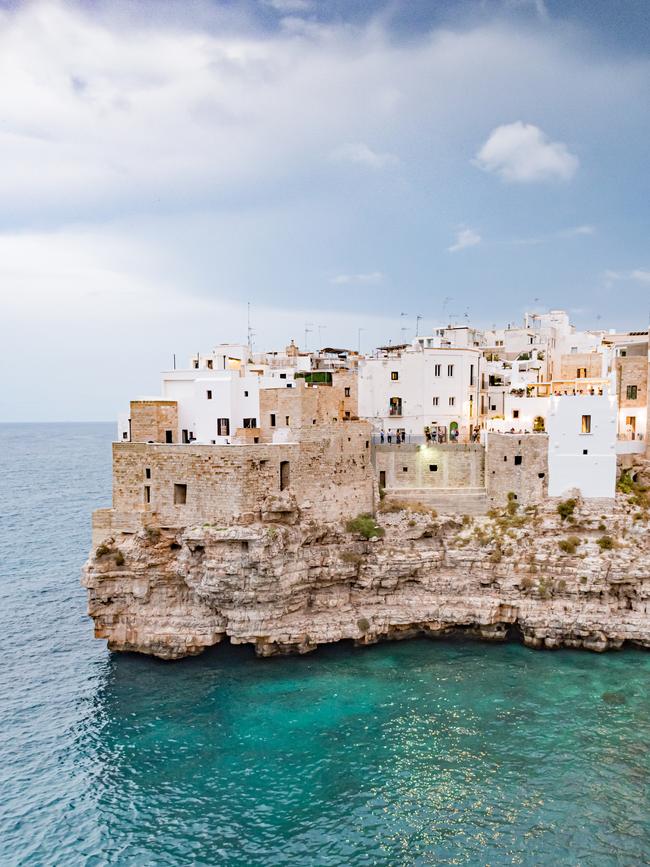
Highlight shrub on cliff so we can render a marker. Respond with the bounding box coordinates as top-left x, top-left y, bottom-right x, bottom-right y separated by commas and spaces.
357, 617, 370, 633
557, 498, 577, 521
558, 536, 580, 554
95, 544, 111, 558
346, 514, 385, 540
597, 535, 614, 551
